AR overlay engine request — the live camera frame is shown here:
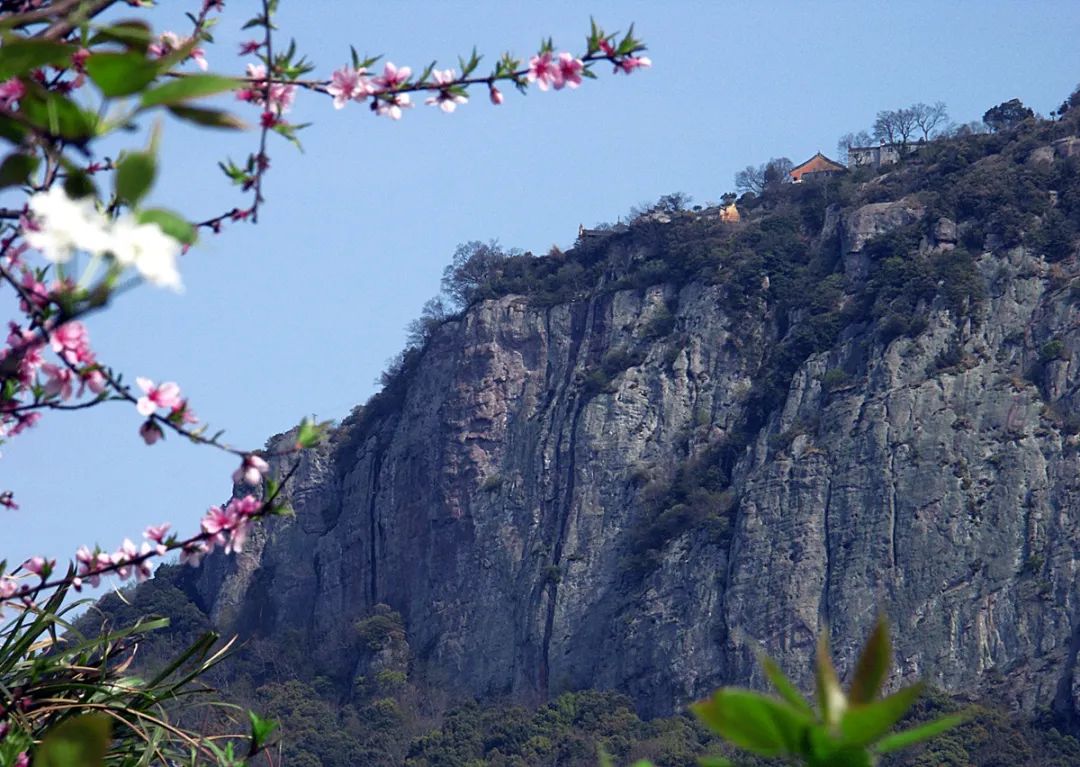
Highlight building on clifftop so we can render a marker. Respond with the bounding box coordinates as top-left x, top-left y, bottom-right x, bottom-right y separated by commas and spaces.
789, 152, 847, 183
848, 140, 920, 170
